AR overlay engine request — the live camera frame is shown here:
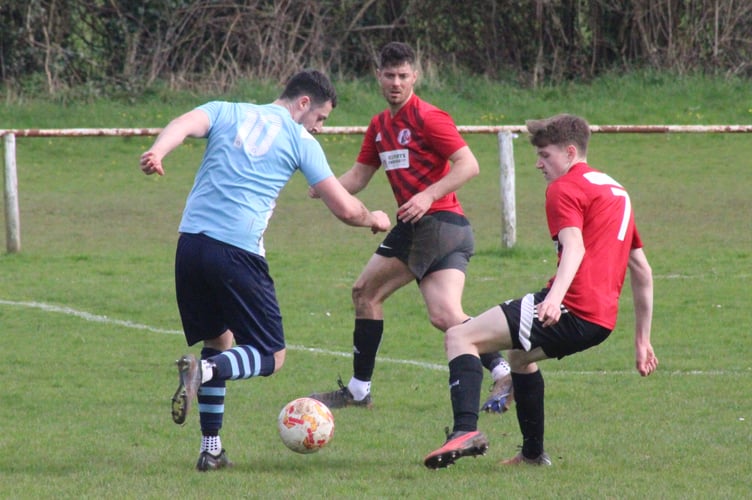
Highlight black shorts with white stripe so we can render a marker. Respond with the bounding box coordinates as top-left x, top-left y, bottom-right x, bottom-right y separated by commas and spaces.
499, 288, 611, 359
